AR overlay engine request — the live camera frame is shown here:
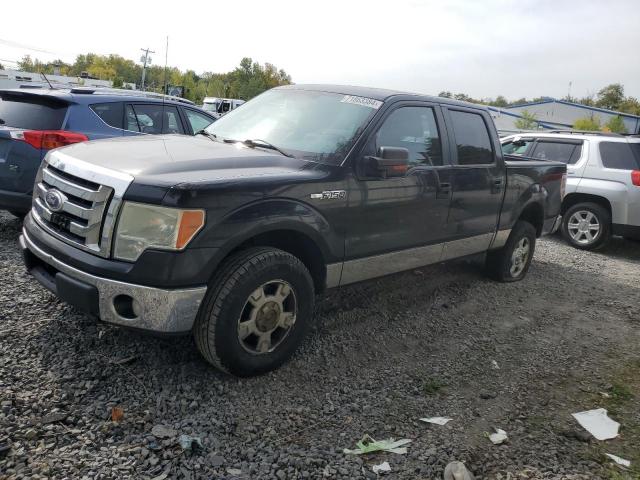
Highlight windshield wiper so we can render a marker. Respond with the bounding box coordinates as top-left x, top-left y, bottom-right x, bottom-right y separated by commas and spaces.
243, 138, 294, 158
195, 130, 217, 142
